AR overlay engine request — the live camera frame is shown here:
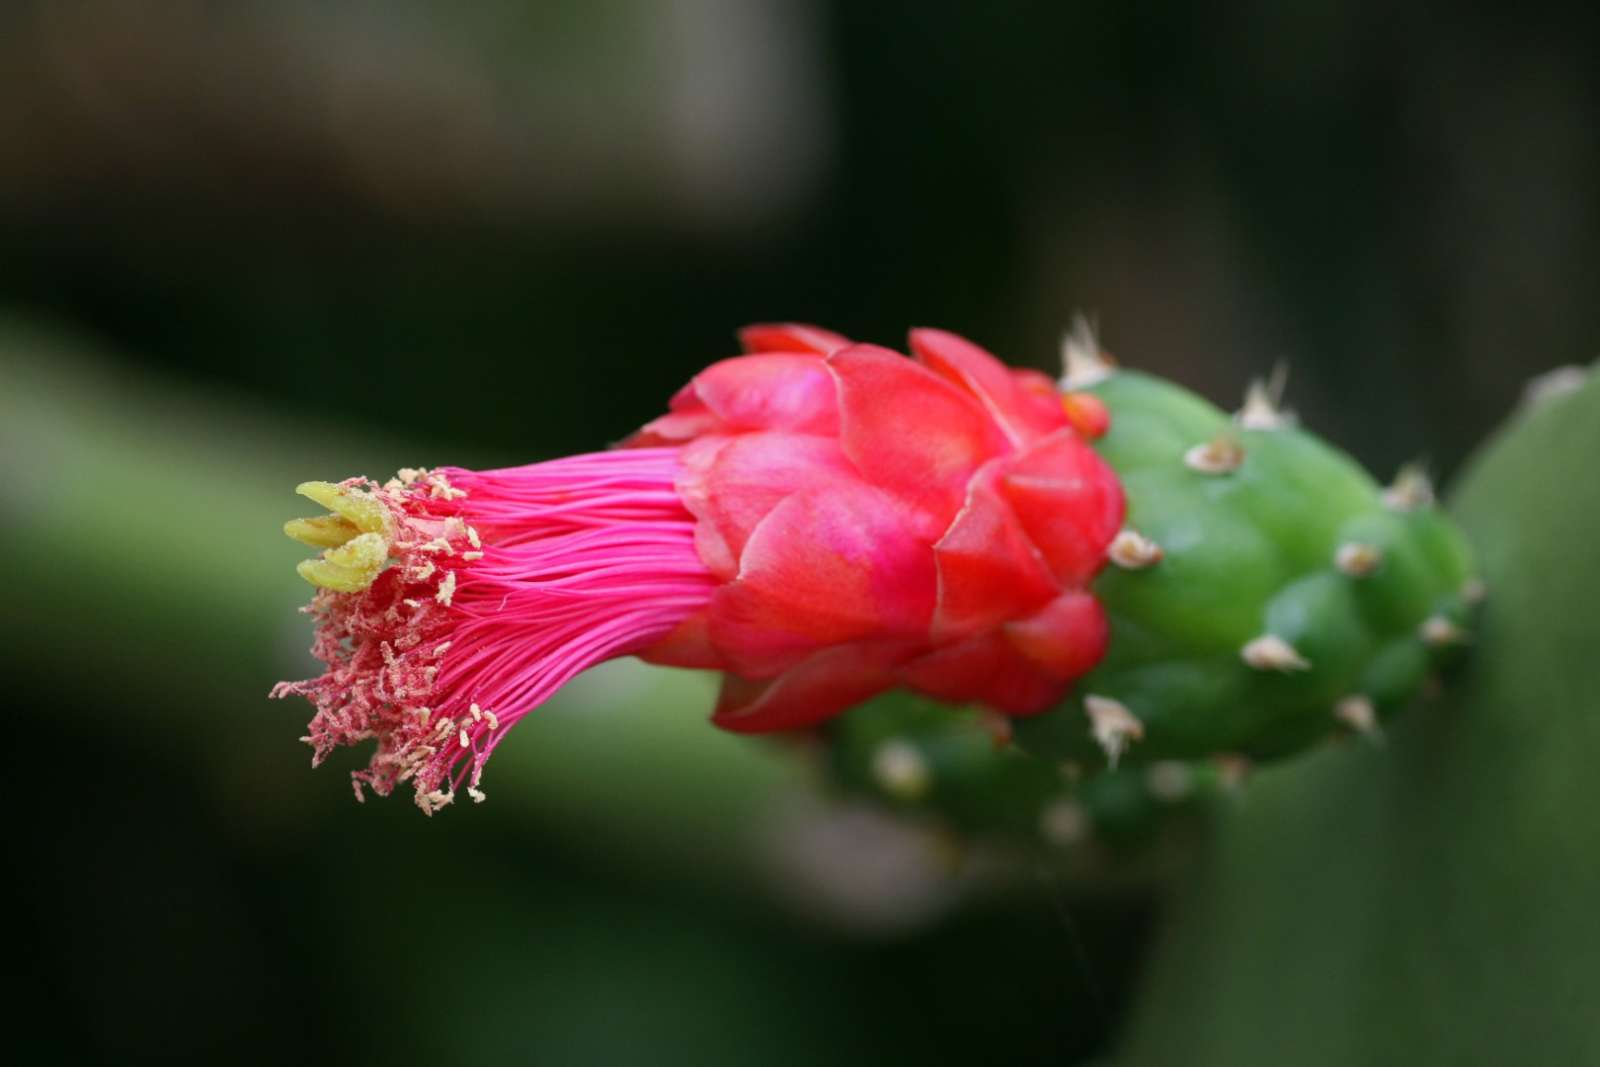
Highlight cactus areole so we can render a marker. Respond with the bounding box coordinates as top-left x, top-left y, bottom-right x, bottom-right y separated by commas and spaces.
272, 324, 1478, 813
